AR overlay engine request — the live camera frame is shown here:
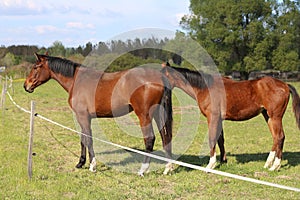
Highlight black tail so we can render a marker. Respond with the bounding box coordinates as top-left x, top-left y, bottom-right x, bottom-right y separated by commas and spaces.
288, 84, 300, 129
154, 76, 173, 158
